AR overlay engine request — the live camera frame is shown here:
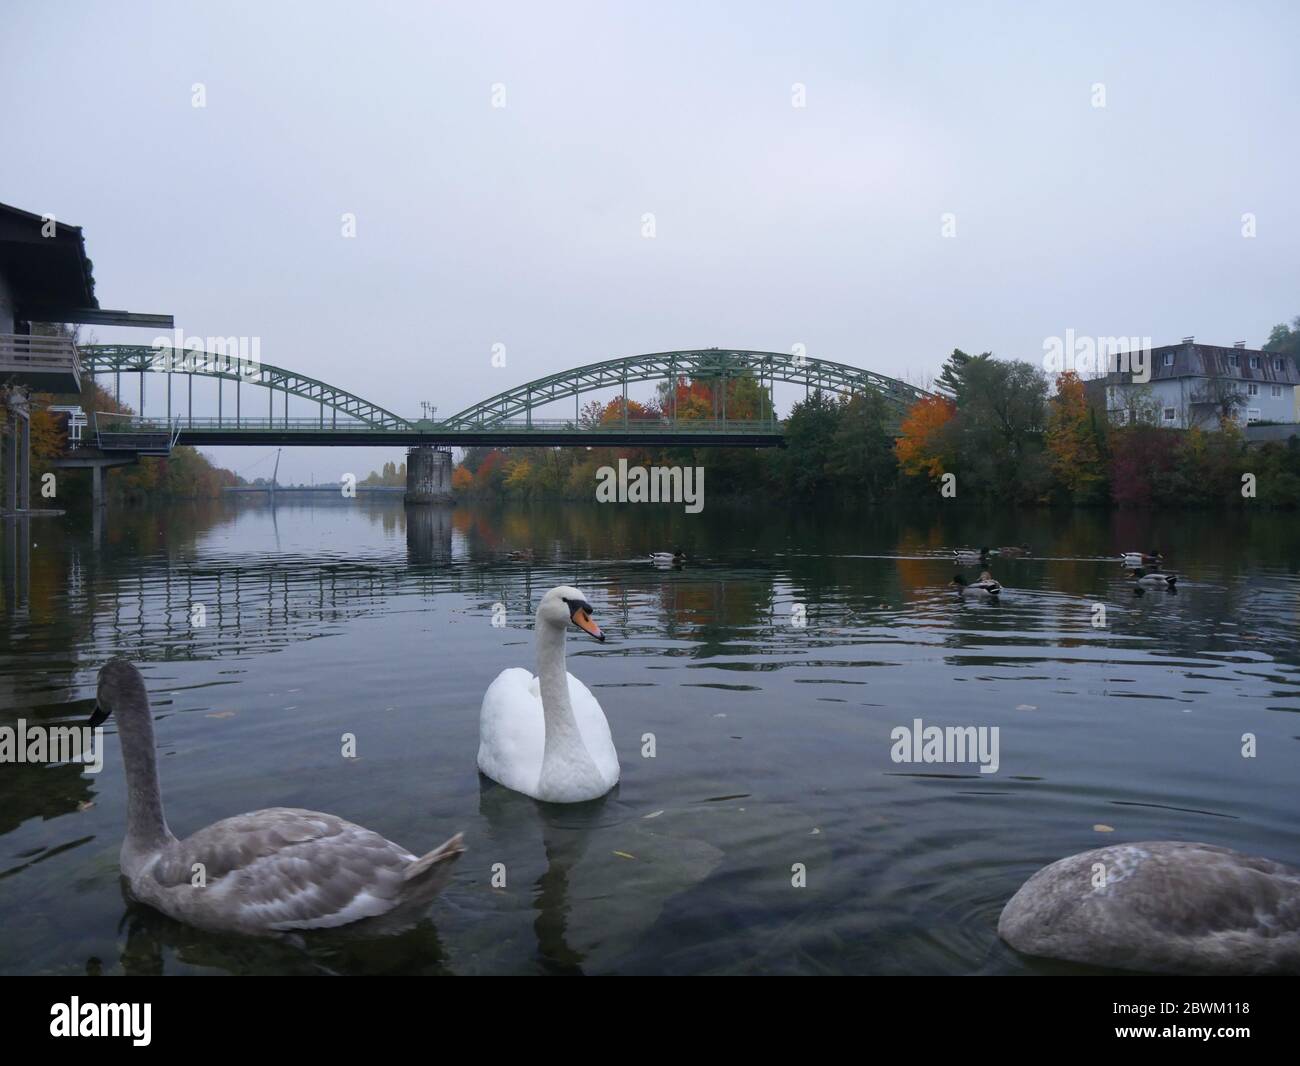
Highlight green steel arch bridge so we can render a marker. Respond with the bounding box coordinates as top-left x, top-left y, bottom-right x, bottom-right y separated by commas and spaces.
77, 345, 931, 450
